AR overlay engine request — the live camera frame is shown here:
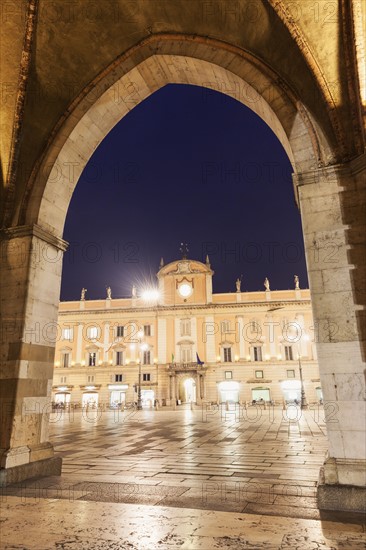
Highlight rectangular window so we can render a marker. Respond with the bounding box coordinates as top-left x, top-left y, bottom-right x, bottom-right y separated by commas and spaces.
284, 346, 294, 360
180, 319, 191, 336
143, 373, 151, 382
255, 370, 264, 379
116, 351, 123, 365
88, 352, 96, 366
253, 347, 262, 361
62, 328, 73, 341
287, 370, 295, 378
88, 326, 99, 339
87, 375, 94, 383
116, 325, 124, 338
225, 371, 233, 379
143, 325, 151, 337
223, 348, 232, 362
62, 353, 70, 368
221, 320, 230, 333
181, 348, 192, 363
60, 376, 67, 384
143, 350, 151, 365
115, 374, 123, 382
